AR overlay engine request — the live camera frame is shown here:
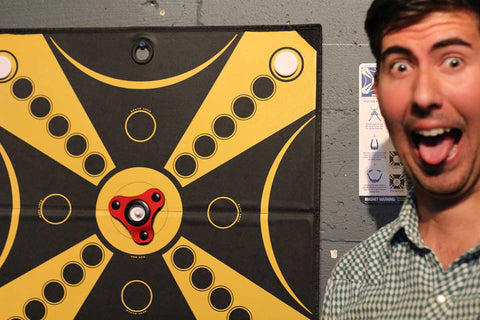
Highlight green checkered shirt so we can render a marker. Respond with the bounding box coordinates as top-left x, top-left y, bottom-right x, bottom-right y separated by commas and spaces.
322, 191, 480, 319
